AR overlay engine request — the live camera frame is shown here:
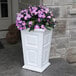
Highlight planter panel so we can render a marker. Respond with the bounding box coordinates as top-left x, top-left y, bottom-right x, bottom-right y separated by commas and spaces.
21, 29, 52, 72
